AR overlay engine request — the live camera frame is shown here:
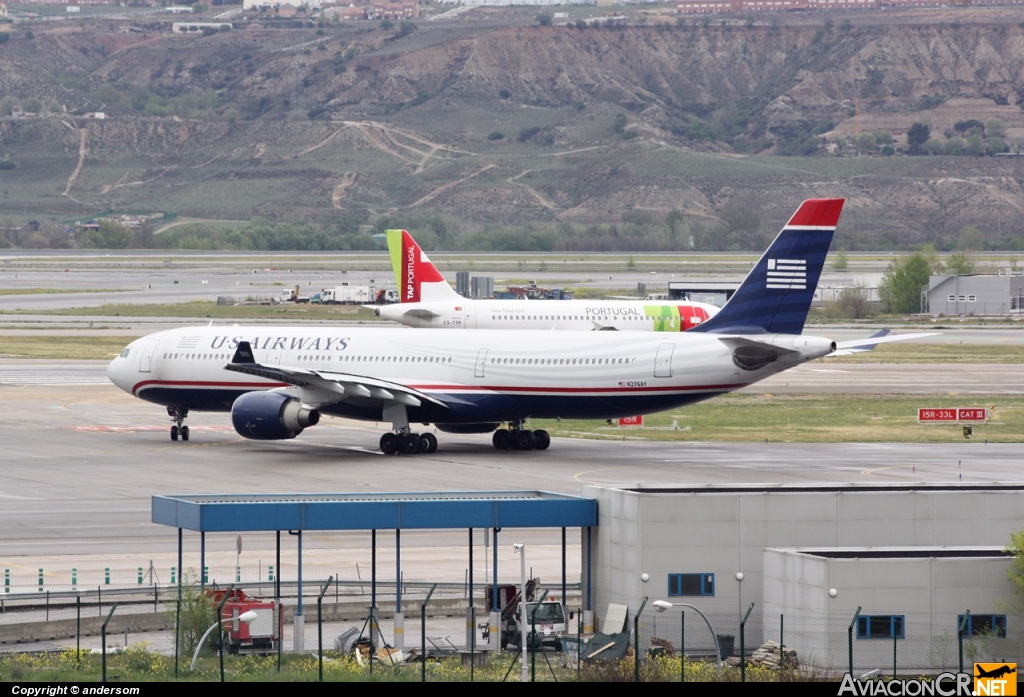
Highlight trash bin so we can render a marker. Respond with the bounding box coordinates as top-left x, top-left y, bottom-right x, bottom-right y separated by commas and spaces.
716, 634, 735, 659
